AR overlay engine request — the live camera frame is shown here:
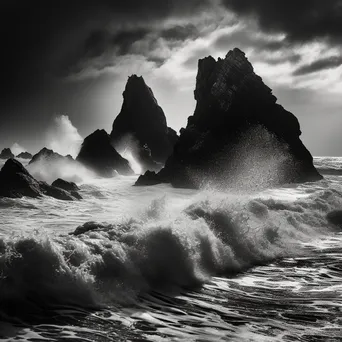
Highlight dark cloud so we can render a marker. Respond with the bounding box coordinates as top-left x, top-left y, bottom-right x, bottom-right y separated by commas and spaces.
221, 0, 342, 44
293, 56, 342, 76
0, 0, 211, 103
212, 29, 291, 54
160, 24, 199, 41
265, 54, 302, 66
111, 29, 151, 55
61, 24, 196, 76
